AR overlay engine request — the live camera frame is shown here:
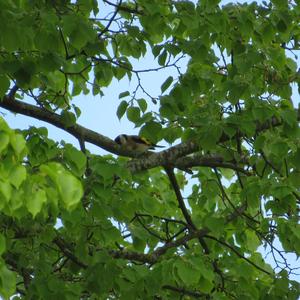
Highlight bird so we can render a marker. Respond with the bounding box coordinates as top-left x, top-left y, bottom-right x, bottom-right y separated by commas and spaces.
114, 134, 164, 153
